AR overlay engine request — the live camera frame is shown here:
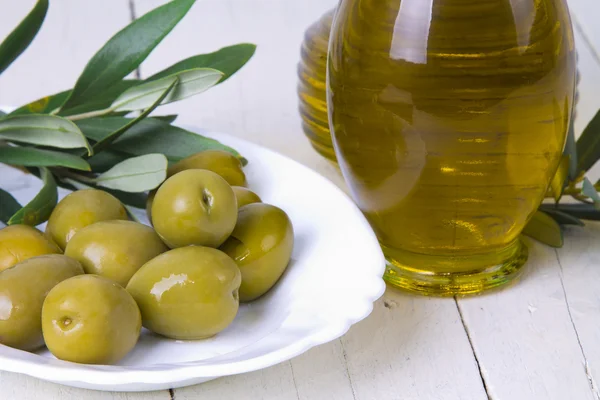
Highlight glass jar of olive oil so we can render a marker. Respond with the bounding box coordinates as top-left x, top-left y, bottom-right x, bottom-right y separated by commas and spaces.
297, 9, 335, 162
327, 0, 576, 295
